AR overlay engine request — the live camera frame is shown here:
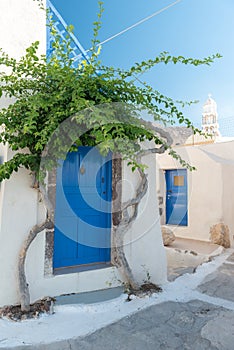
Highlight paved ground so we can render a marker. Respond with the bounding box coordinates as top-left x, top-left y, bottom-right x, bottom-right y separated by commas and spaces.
198, 262, 234, 302
25, 300, 233, 350
3, 251, 234, 350
166, 237, 223, 282
169, 237, 221, 255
